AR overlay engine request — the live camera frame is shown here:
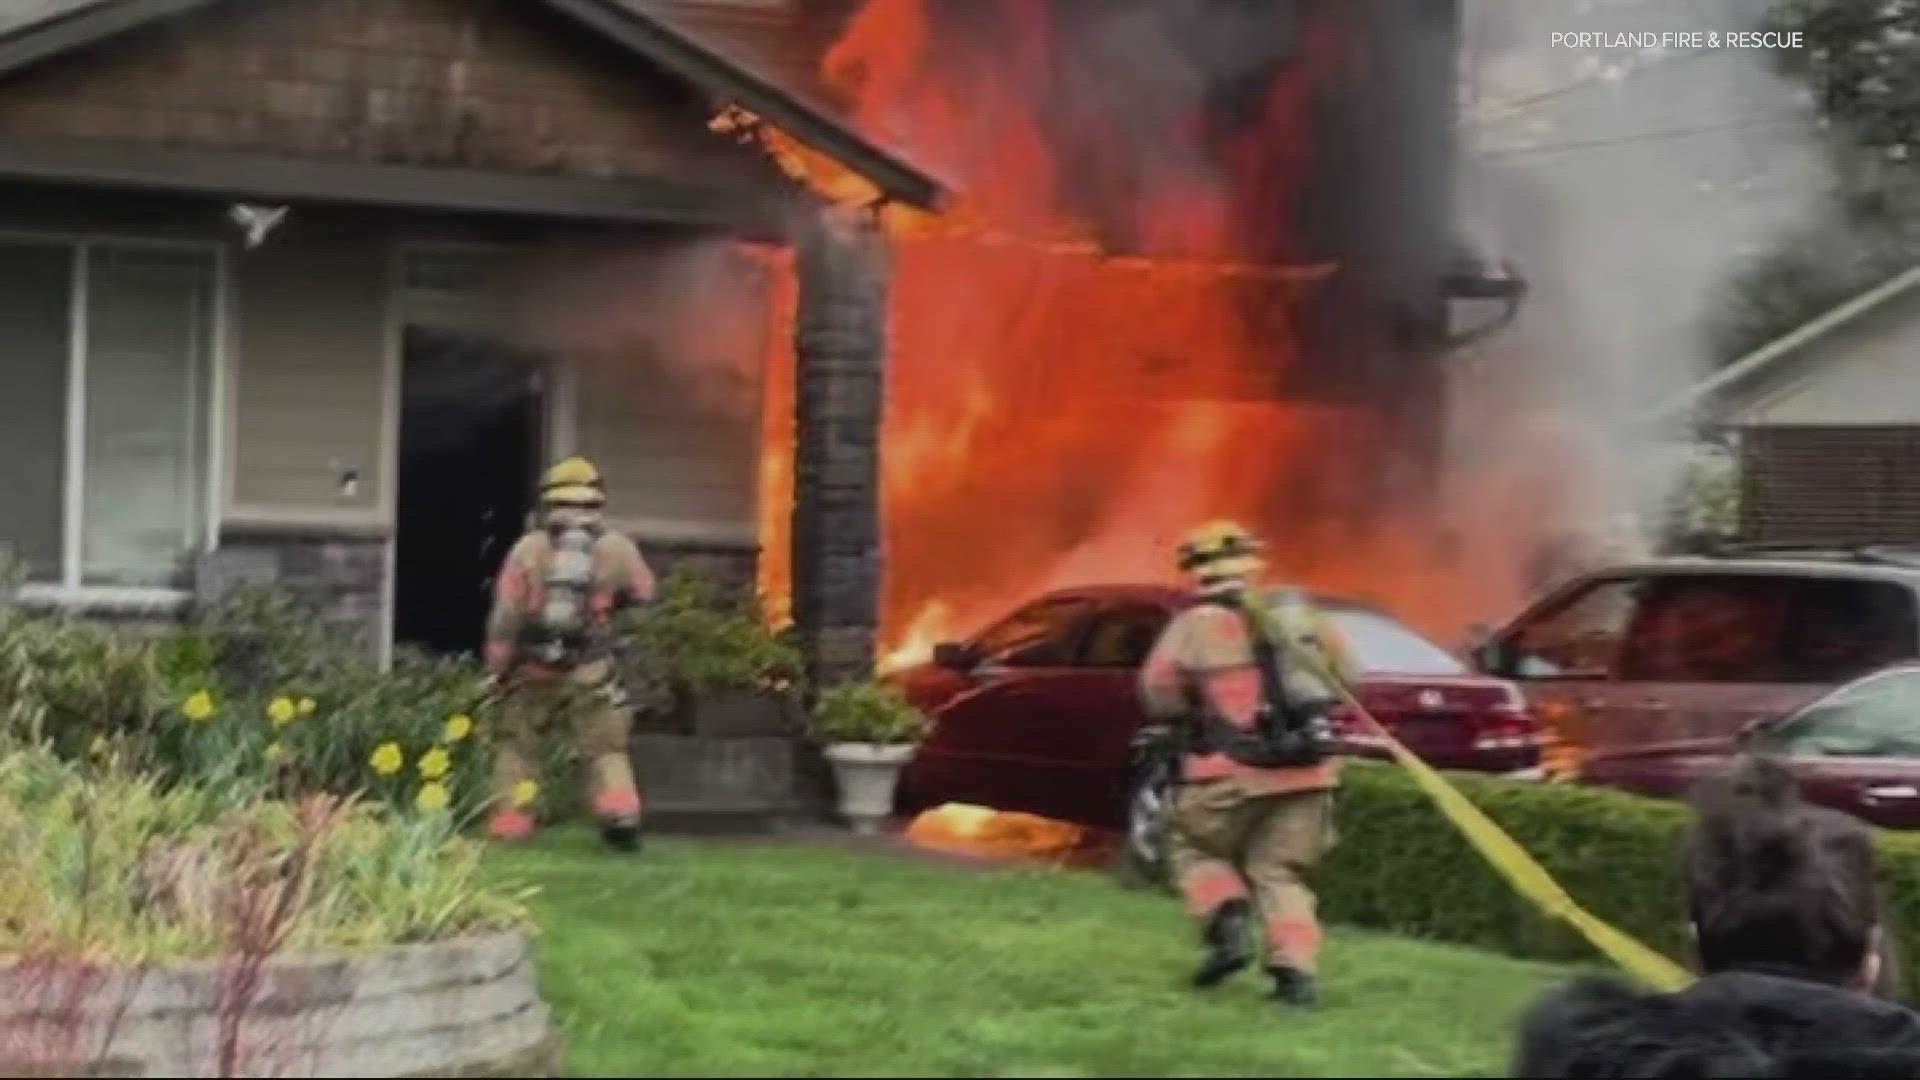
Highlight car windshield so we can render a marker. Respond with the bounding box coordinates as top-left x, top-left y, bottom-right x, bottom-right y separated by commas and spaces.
1761, 669, 1920, 758
1324, 608, 1465, 676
